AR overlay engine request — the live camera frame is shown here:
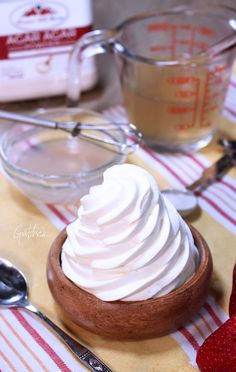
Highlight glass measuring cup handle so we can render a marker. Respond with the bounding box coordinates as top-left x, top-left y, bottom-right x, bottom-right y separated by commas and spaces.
67, 28, 115, 106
